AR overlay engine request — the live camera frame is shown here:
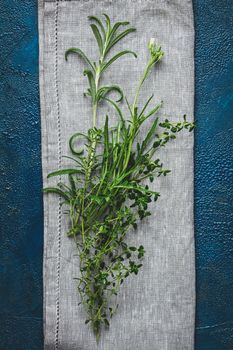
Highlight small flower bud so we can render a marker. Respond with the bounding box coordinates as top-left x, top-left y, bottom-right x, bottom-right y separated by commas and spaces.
148, 38, 155, 52
148, 38, 164, 64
